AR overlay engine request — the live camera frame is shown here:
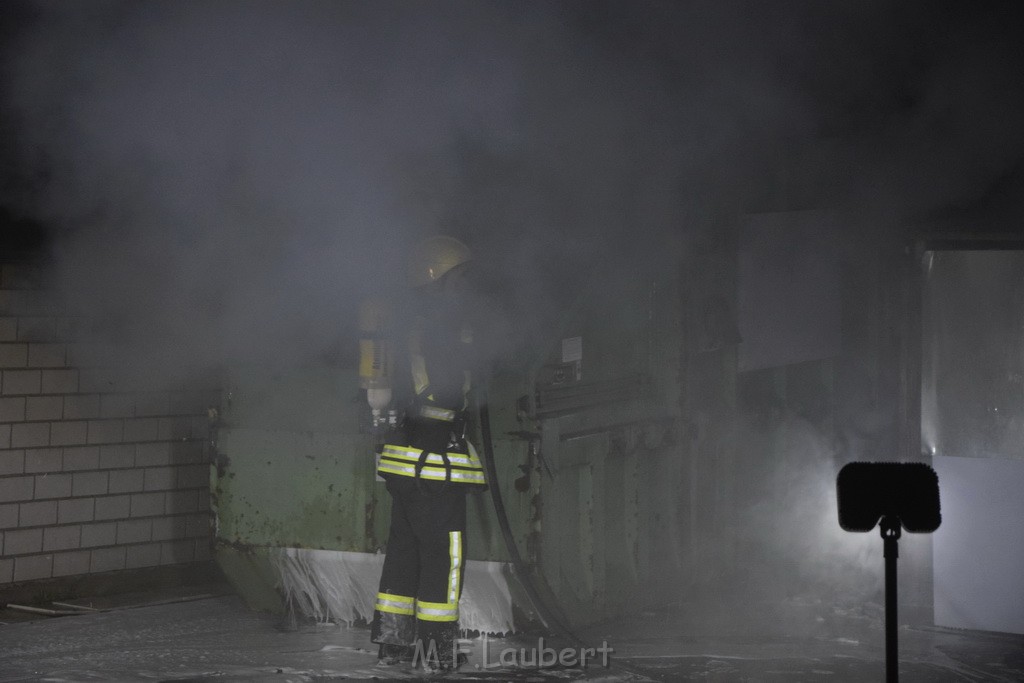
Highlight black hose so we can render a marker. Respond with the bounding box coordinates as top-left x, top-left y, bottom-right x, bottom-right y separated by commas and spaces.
475, 384, 656, 680
475, 385, 580, 642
